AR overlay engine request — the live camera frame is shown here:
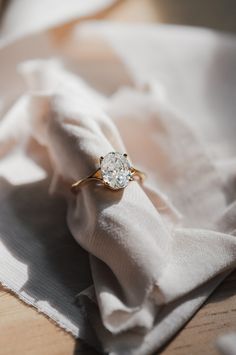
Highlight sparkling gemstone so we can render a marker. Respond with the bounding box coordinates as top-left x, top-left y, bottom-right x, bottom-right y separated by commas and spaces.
101, 152, 132, 189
